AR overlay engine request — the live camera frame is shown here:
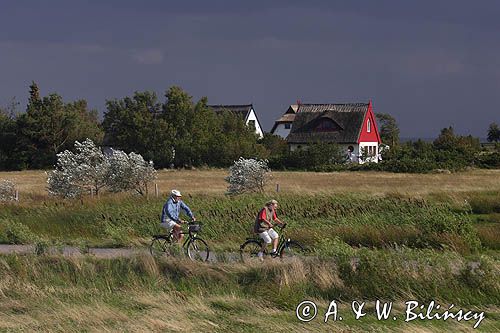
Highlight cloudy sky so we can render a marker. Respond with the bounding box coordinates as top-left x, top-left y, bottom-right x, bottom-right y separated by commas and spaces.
1, 0, 499, 138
